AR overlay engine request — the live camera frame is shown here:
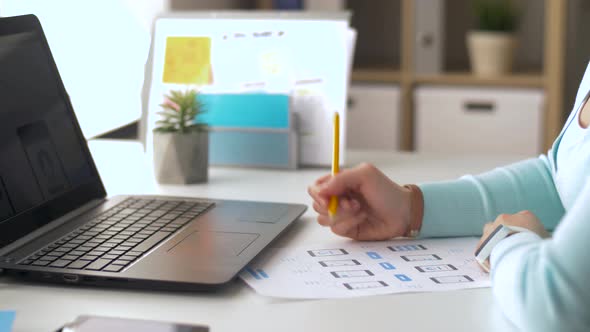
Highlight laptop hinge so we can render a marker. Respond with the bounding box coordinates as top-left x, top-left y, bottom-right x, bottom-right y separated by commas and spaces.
0, 198, 107, 258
